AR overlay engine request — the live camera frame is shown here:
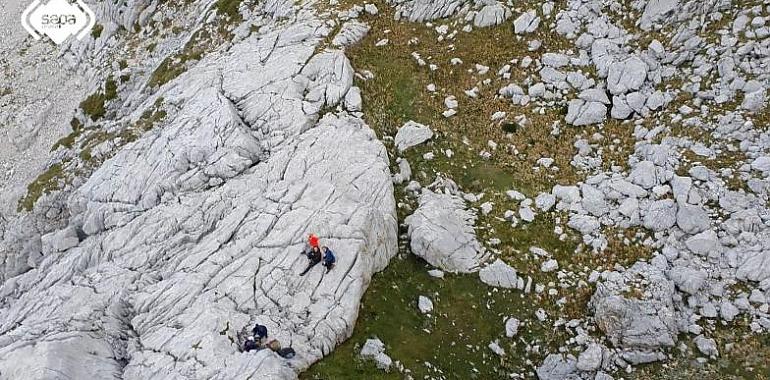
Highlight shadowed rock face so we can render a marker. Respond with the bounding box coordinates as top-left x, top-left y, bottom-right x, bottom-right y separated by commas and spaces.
0, 5, 397, 380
